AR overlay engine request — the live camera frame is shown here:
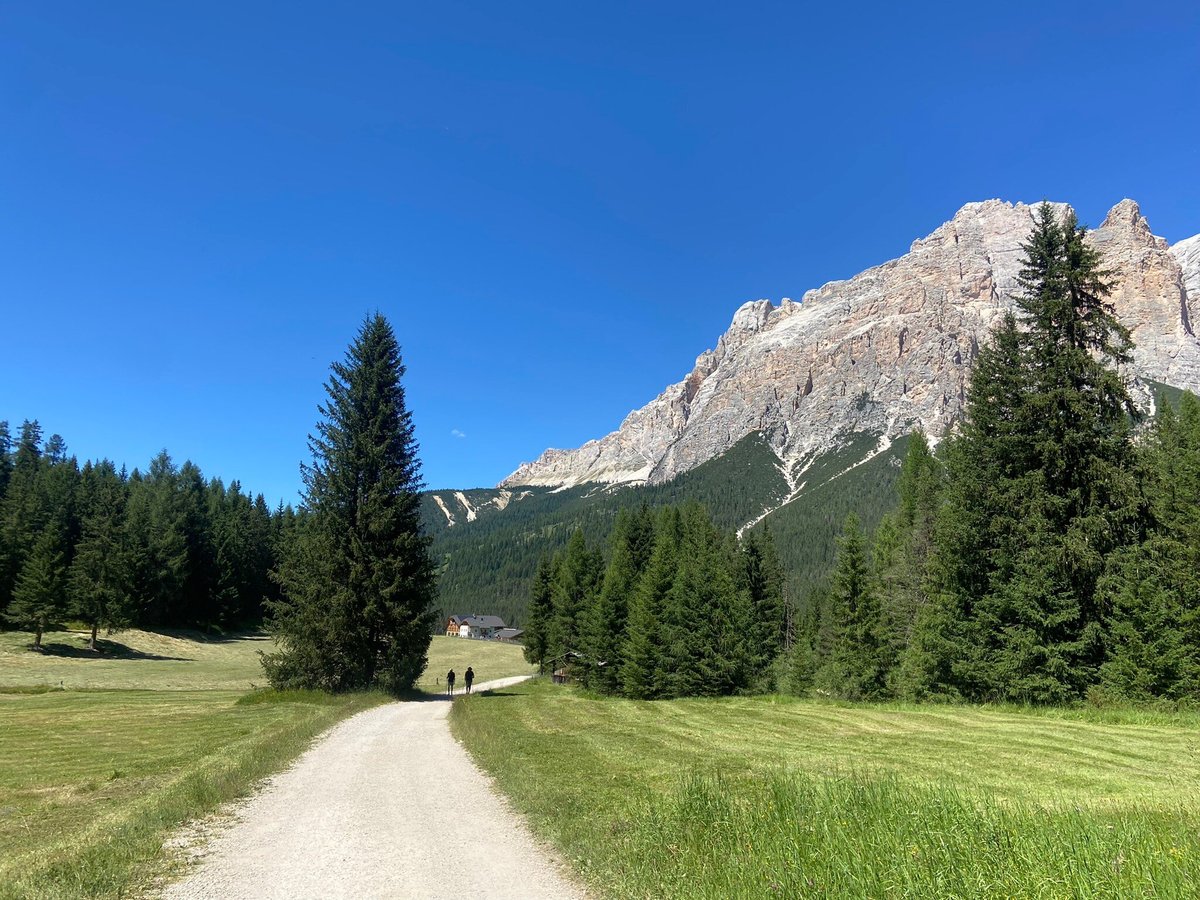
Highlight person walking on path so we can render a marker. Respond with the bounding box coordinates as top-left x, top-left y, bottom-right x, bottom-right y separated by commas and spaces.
446, 669, 456, 697
464, 667, 475, 694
